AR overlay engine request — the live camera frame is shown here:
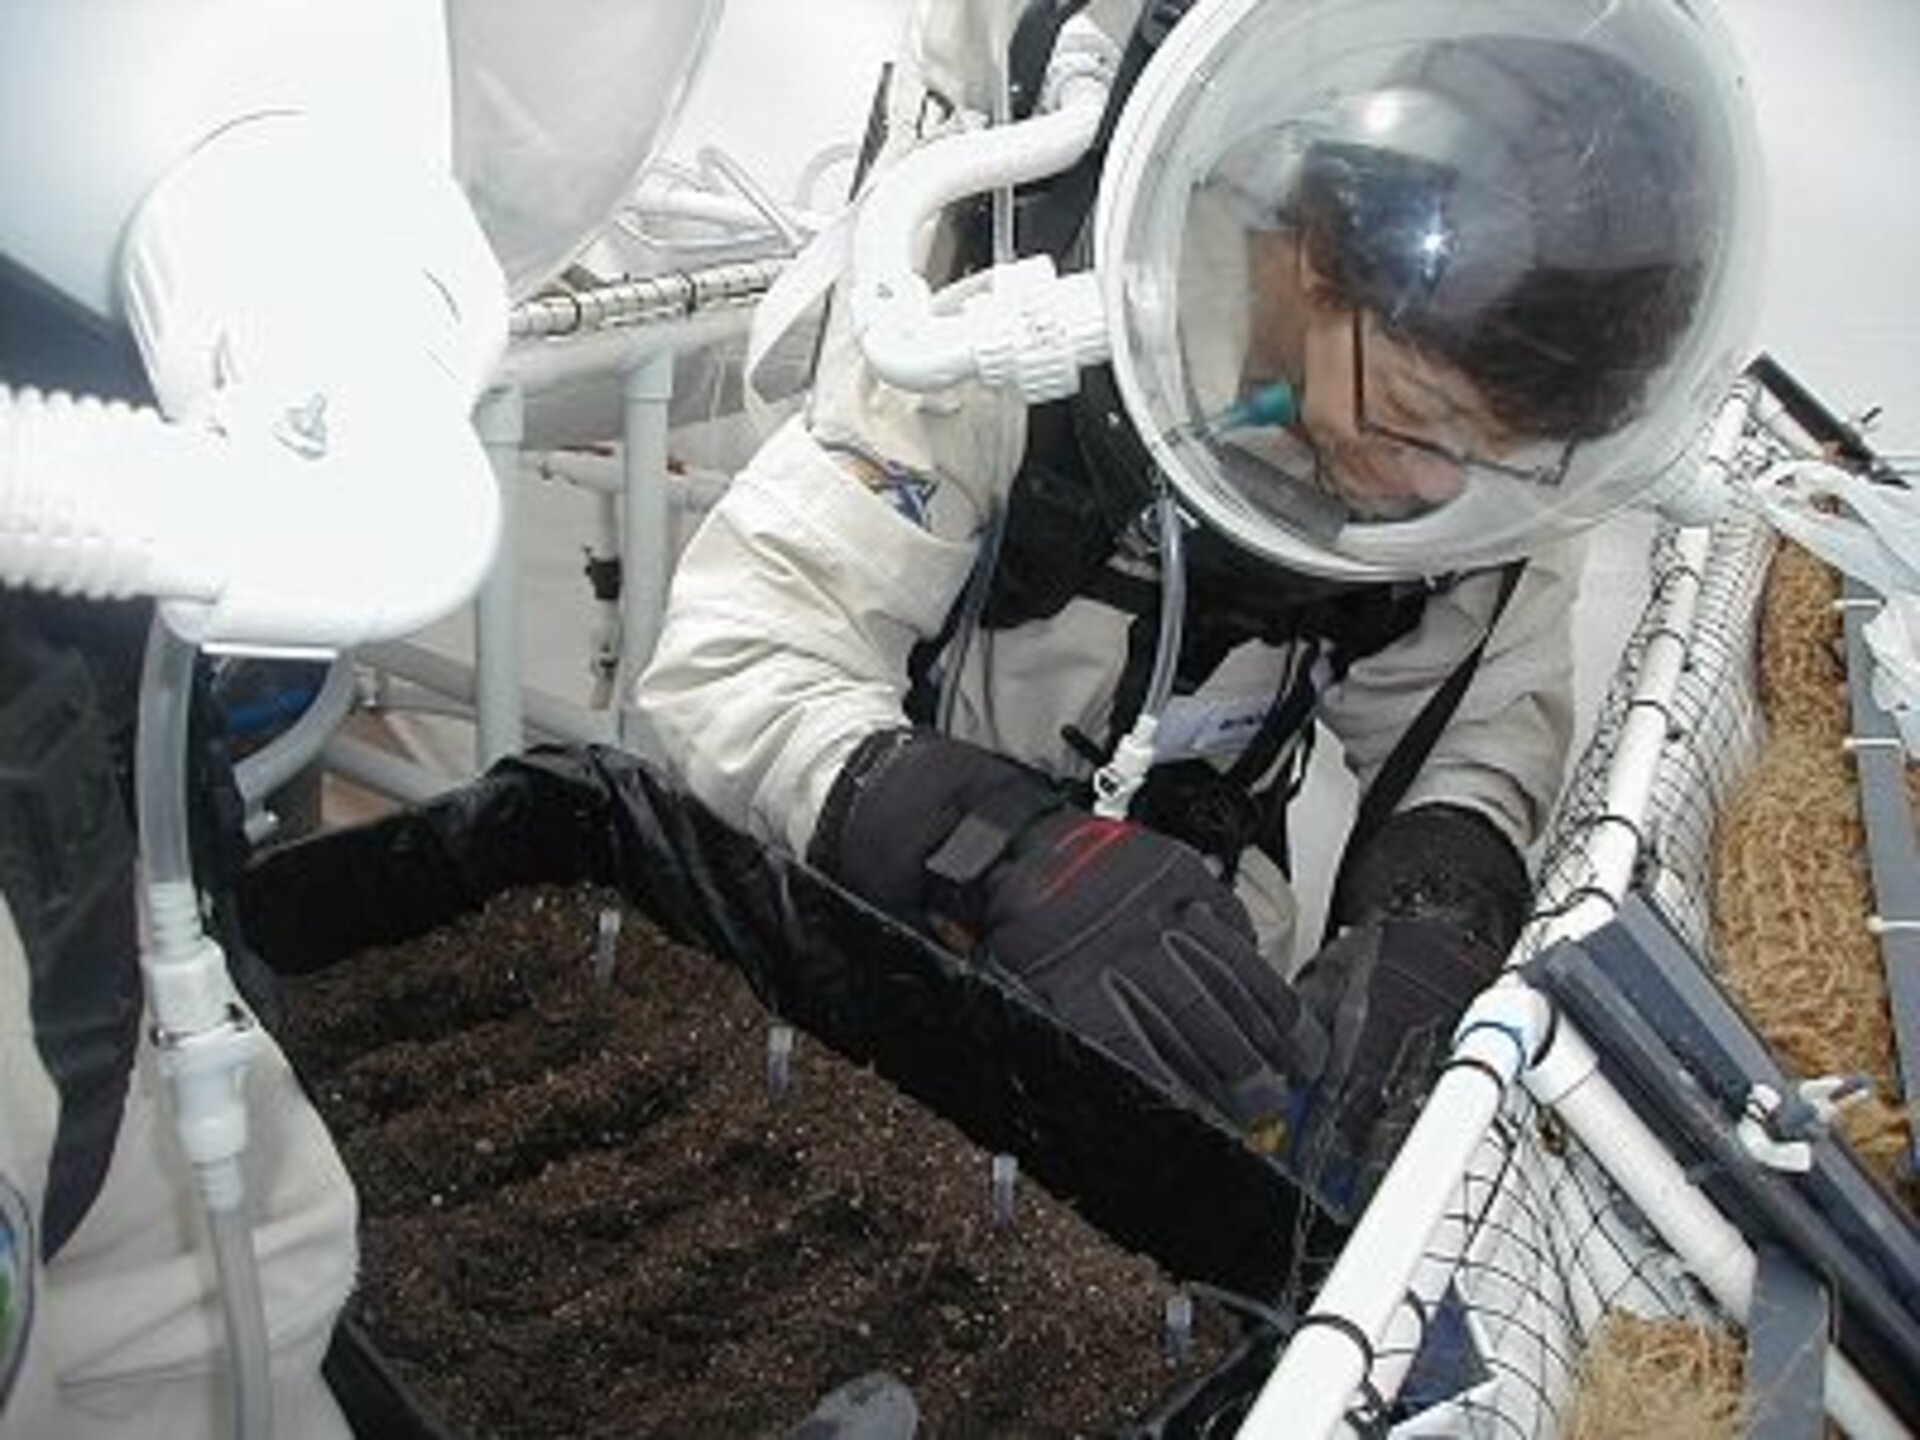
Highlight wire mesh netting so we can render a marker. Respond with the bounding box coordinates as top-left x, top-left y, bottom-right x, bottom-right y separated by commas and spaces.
1267, 393, 1820, 1437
